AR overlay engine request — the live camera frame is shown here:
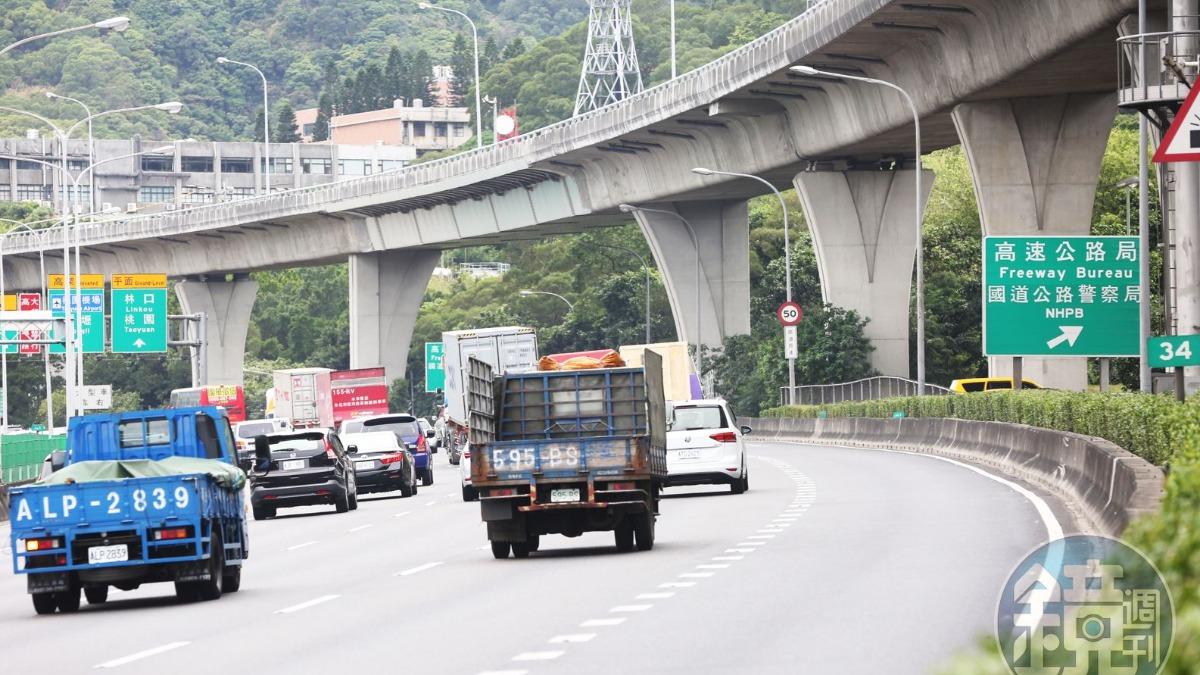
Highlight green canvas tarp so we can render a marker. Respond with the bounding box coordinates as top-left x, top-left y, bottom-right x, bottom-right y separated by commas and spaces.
39, 457, 246, 491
